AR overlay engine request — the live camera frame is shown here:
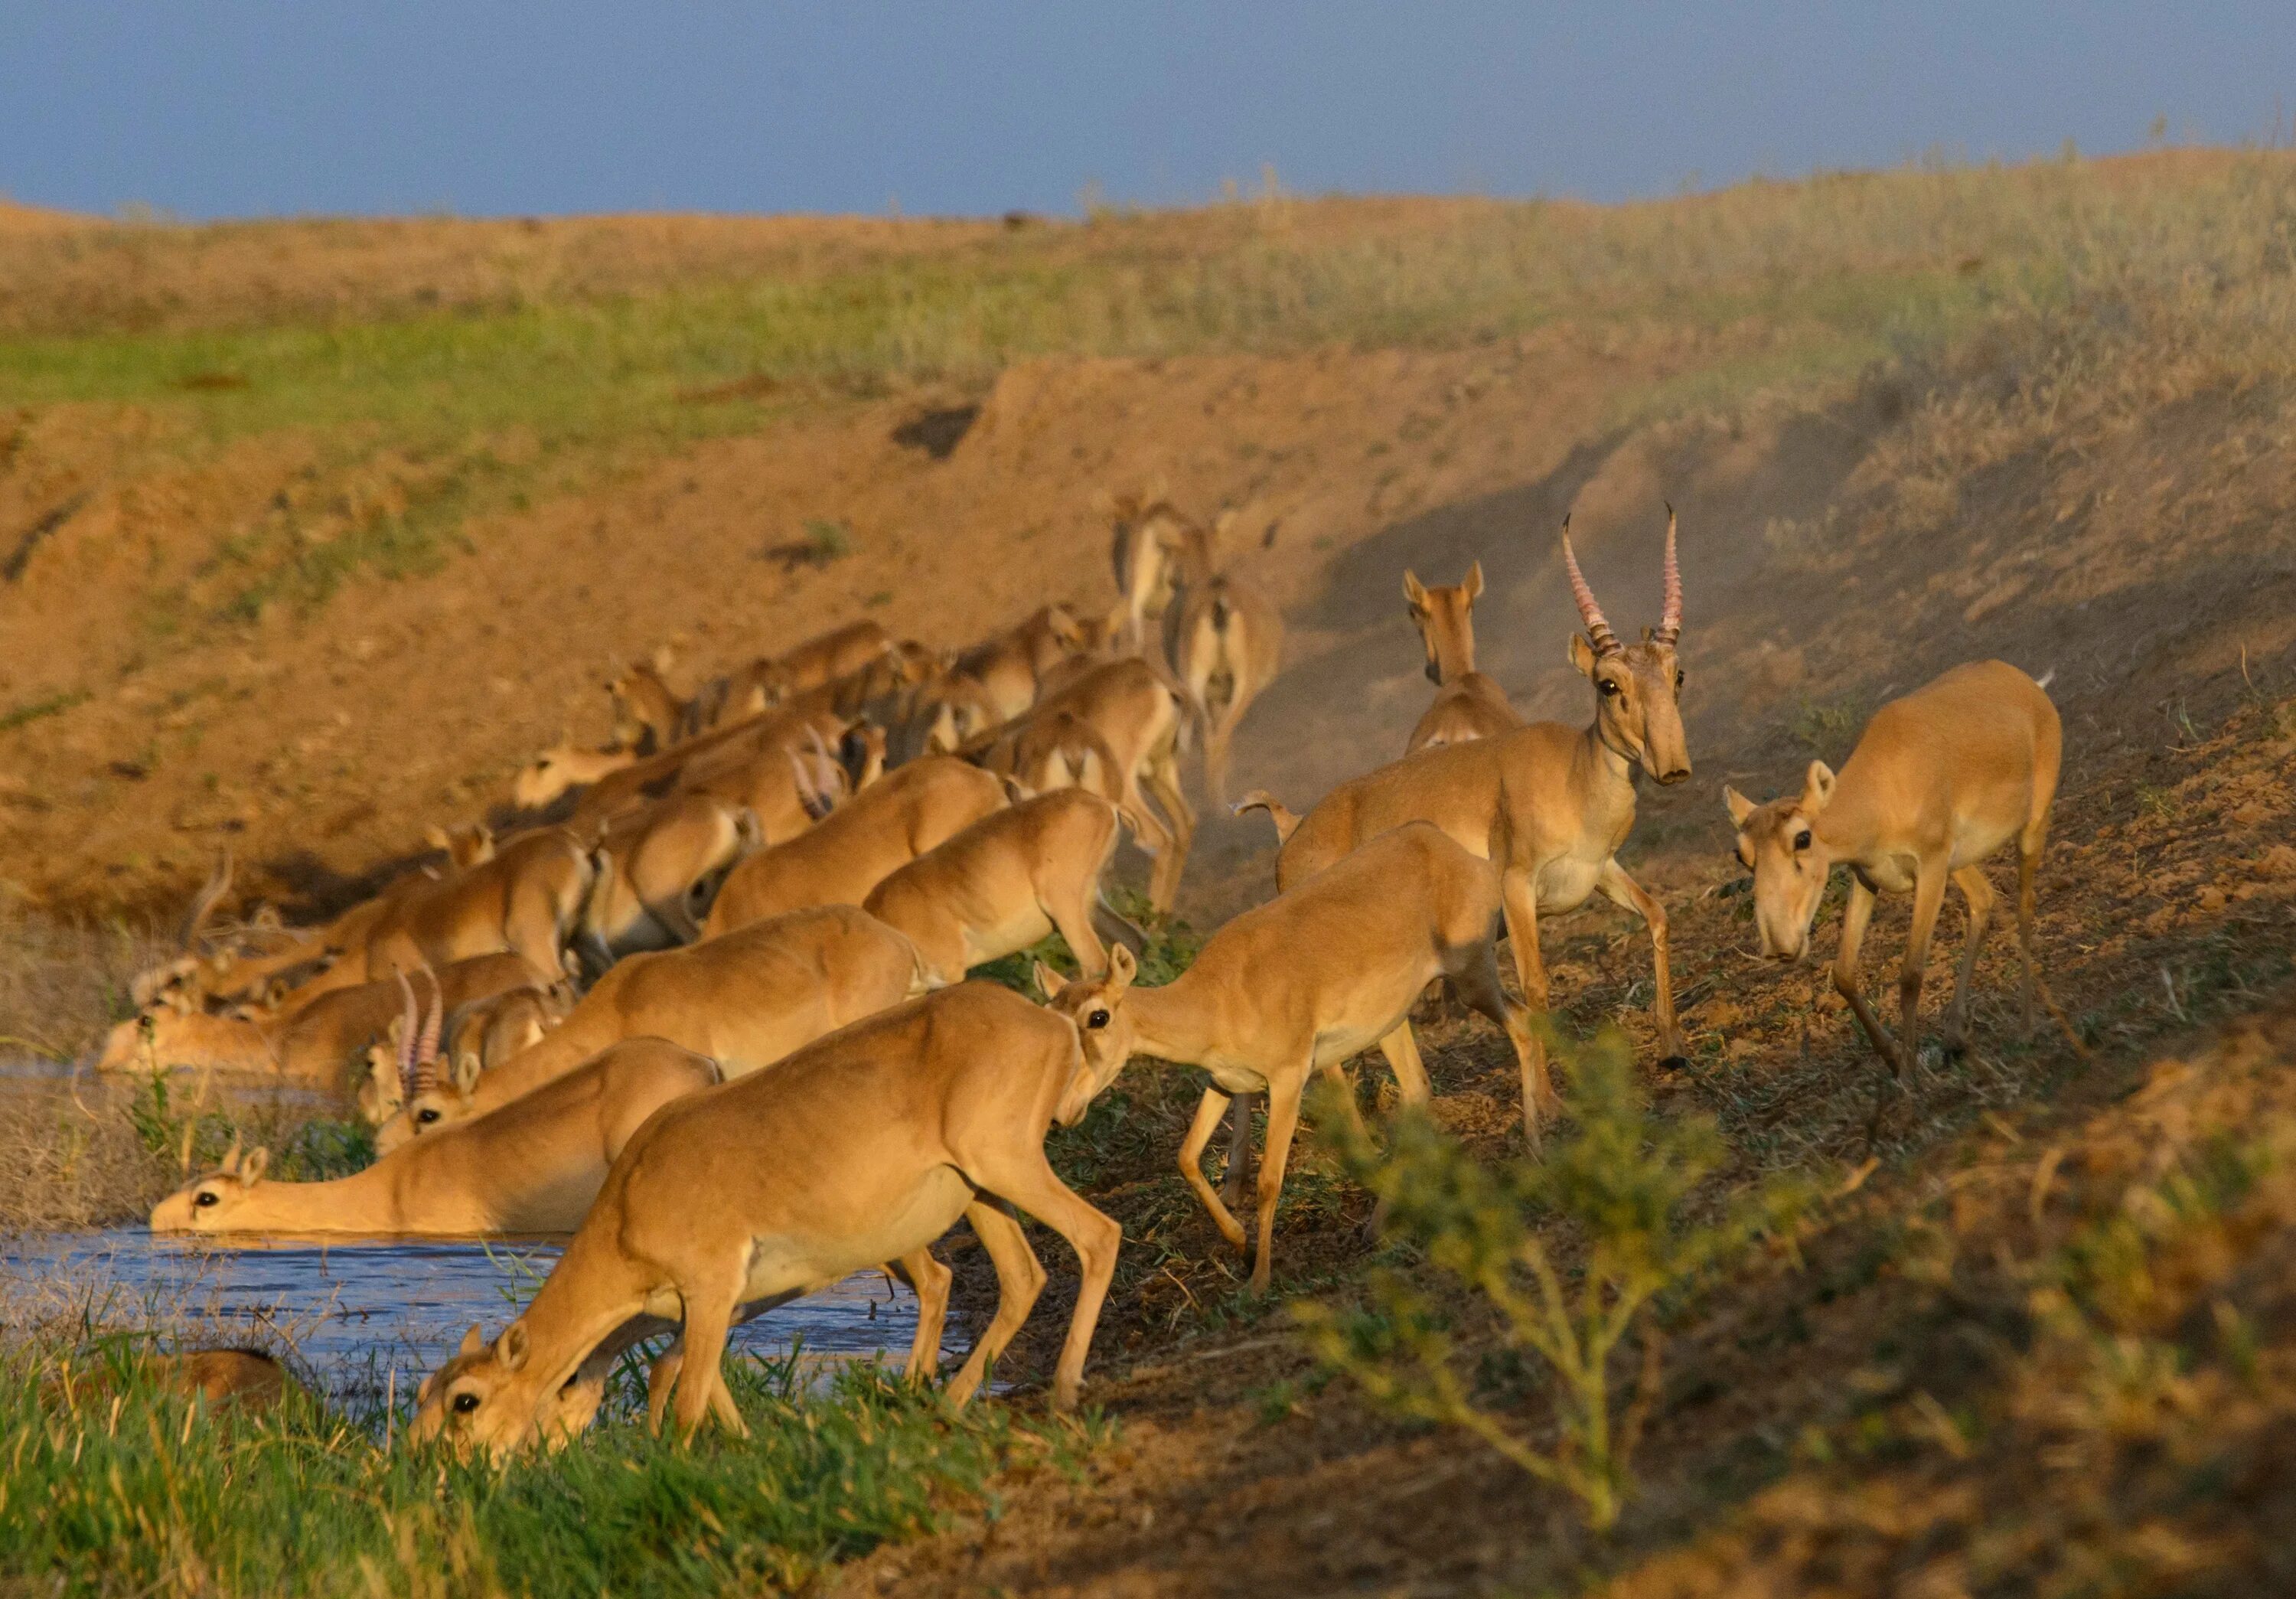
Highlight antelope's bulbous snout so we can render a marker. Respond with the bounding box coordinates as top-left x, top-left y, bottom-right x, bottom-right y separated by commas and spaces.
1655, 762, 1691, 786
